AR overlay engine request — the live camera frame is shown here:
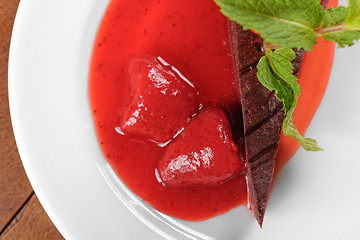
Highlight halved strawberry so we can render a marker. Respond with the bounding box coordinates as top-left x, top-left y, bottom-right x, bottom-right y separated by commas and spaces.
119, 55, 199, 143
158, 107, 245, 186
